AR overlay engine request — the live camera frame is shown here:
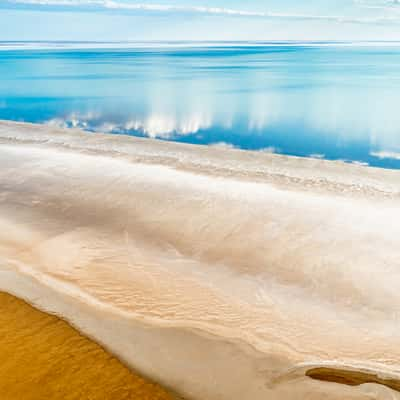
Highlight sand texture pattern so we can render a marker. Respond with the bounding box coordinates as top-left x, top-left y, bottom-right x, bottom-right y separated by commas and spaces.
0, 291, 178, 400
1, 120, 400, 400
